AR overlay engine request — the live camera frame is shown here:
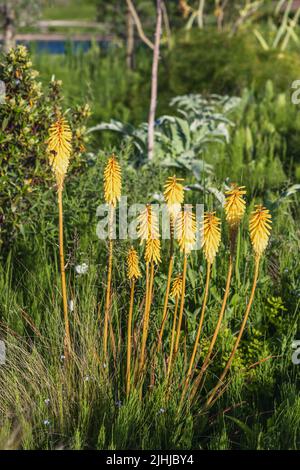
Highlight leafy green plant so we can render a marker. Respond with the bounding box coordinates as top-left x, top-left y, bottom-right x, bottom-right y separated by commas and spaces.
88, 92, 239, 166
0, 46, 90, 249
